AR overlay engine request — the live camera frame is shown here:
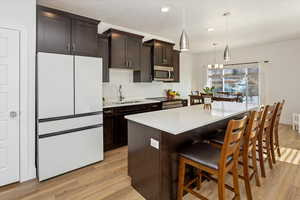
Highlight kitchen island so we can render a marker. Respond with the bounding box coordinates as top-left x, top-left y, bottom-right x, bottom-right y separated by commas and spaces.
125, 102, 256, 200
